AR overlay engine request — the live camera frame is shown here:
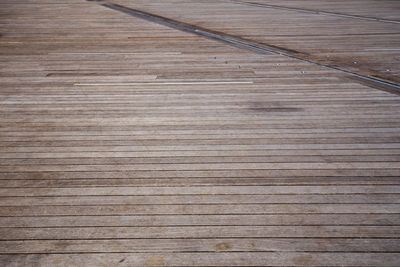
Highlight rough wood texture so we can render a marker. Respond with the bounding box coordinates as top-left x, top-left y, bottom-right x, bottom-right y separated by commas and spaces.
112, 0, 400, 85
0, 0, 400, 266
